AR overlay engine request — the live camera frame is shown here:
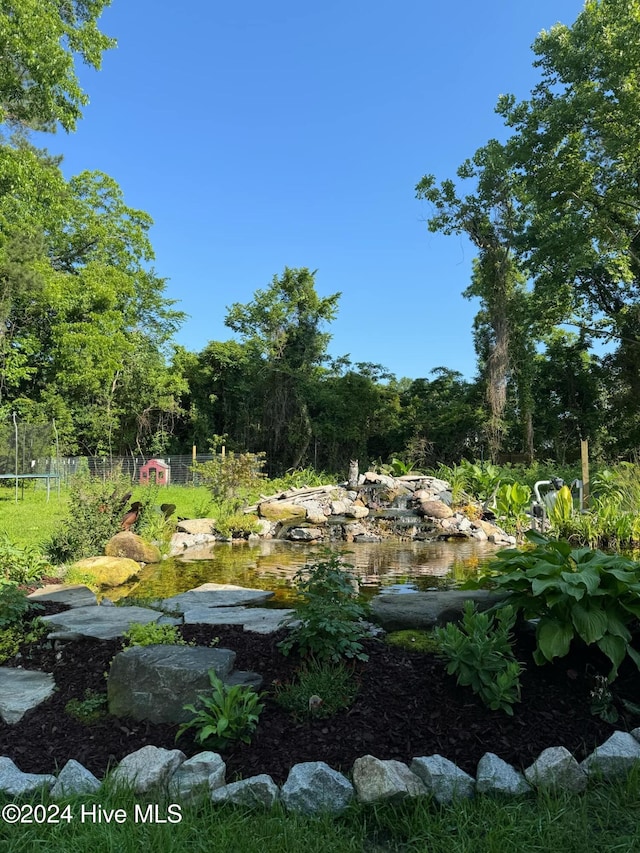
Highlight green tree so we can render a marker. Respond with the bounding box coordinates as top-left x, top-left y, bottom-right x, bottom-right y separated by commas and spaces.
0, 0, 115, 131
497, 0, 640, 345
225, 267, 340, 474
416, 142, 534, 461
